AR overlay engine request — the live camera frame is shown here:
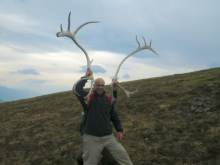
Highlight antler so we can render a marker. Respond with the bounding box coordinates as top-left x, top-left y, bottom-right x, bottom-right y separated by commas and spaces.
57, 12, 99, 103
111, 36, 158, 102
